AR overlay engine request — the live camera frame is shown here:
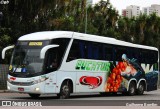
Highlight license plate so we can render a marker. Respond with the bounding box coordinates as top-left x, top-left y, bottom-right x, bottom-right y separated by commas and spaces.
18, 87, 24, 91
